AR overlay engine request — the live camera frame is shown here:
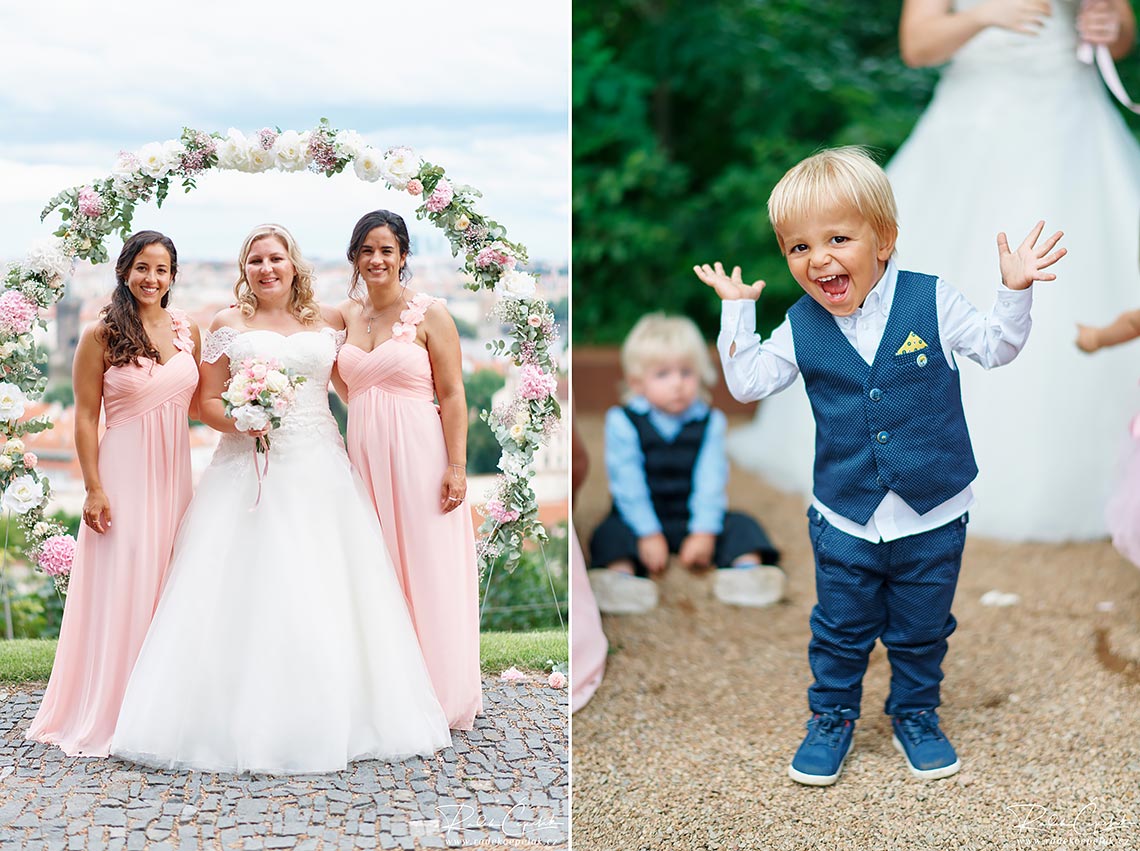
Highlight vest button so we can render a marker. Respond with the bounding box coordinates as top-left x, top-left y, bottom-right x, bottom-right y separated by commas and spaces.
869, 388, 882, 402
876, 431, 890, 444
